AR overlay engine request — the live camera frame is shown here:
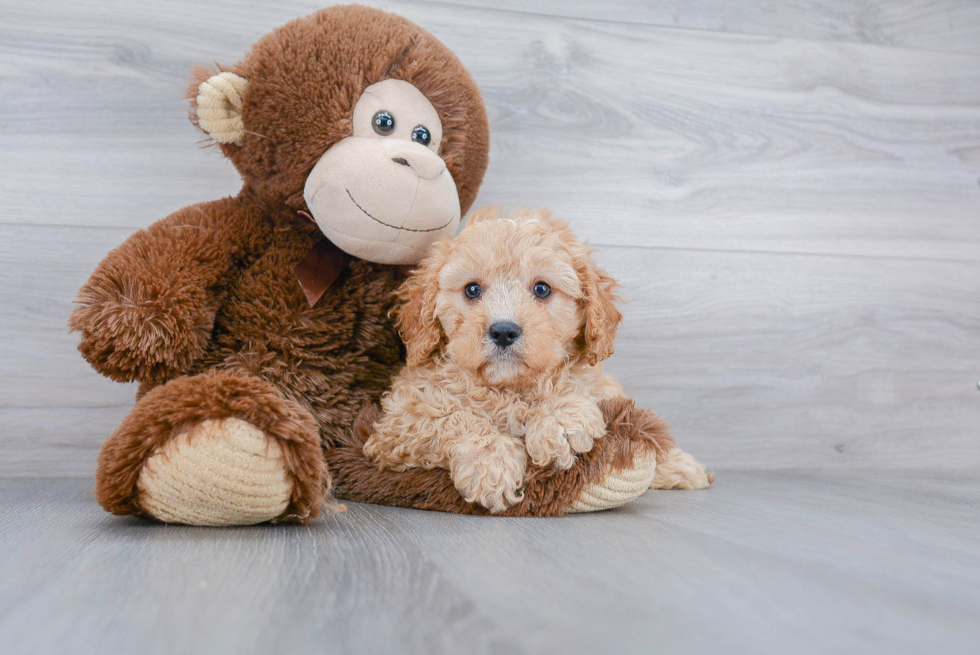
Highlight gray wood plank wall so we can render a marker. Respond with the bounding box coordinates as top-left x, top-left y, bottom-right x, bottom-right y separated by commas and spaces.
2, 0, 978, 475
